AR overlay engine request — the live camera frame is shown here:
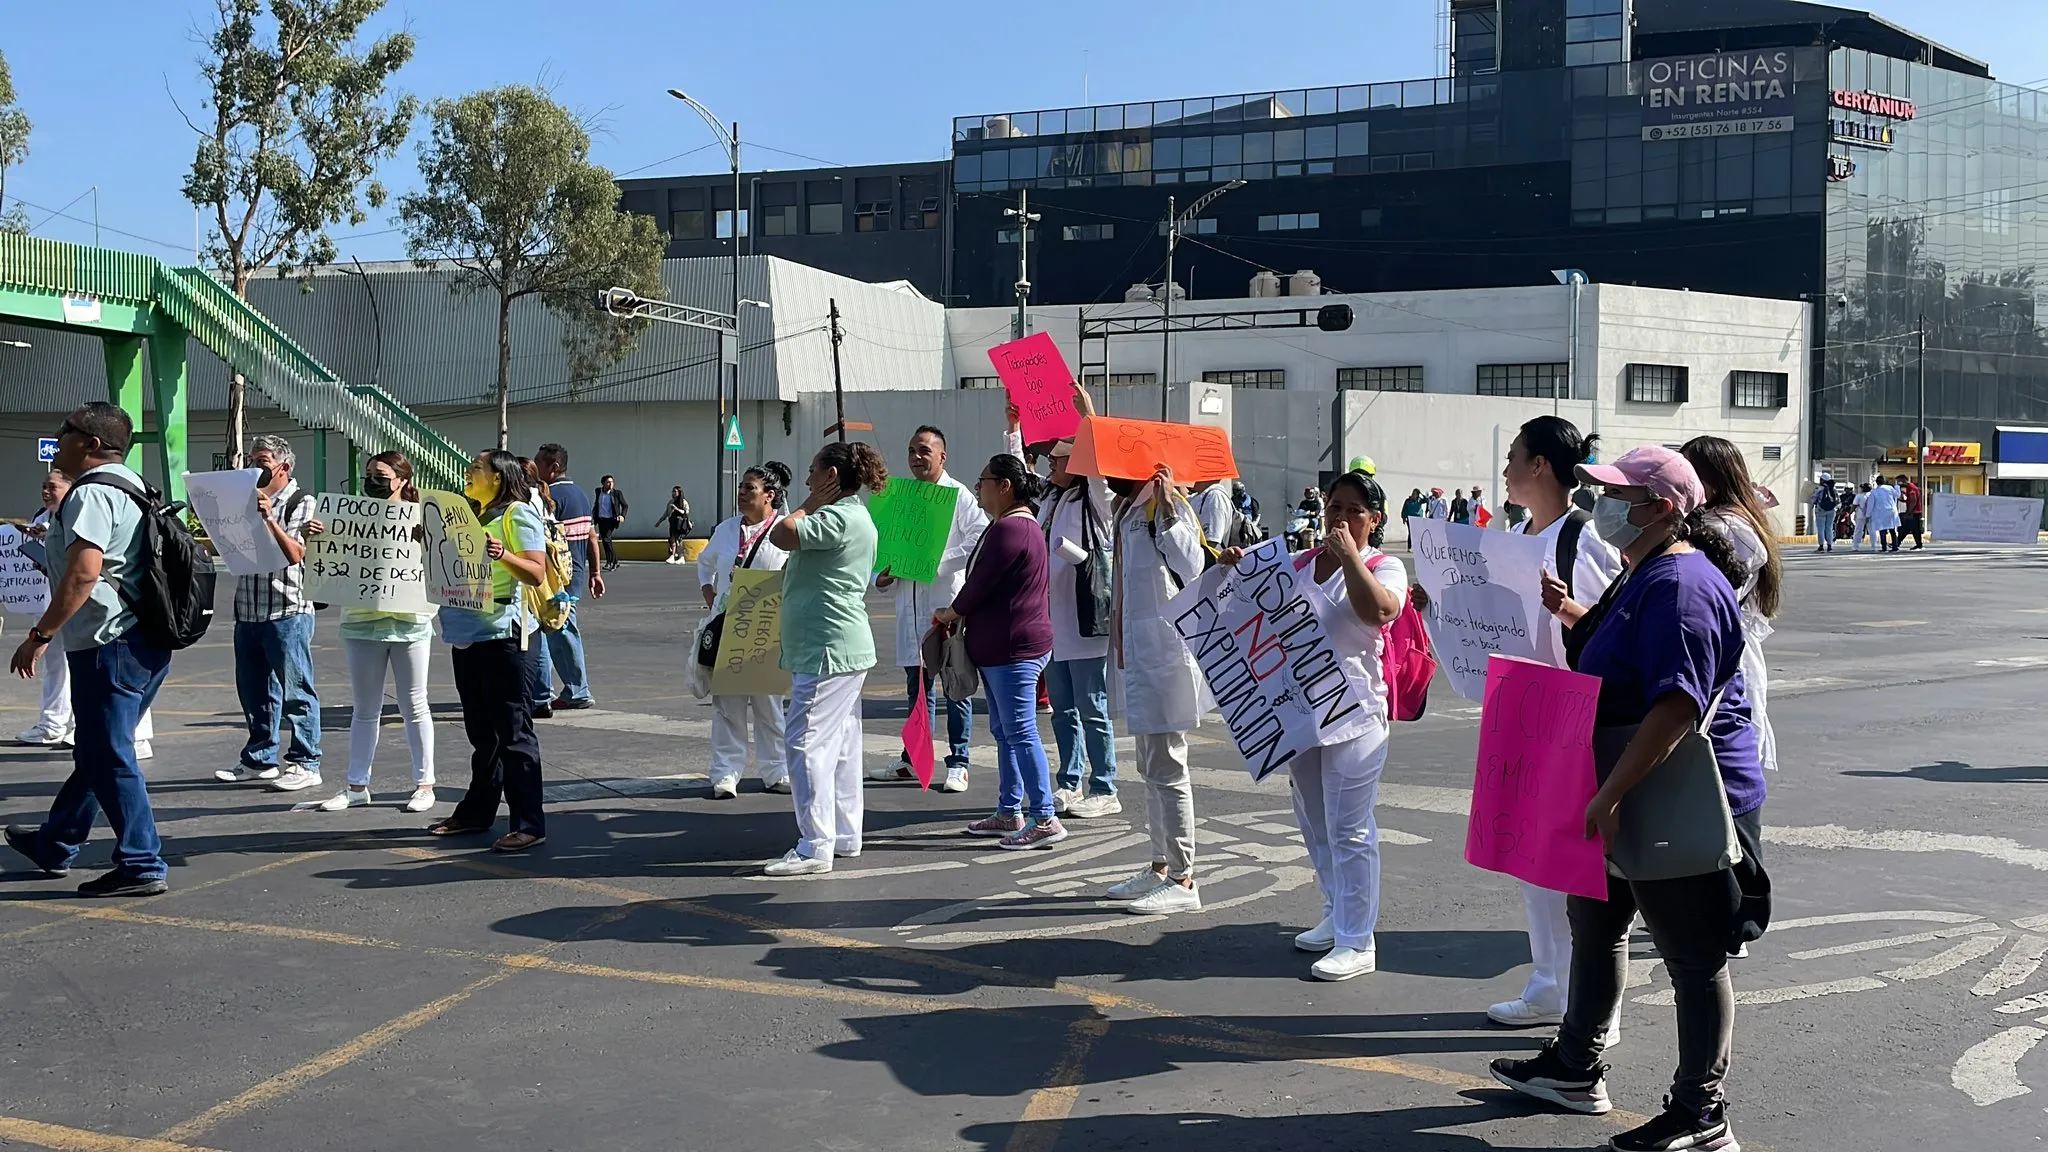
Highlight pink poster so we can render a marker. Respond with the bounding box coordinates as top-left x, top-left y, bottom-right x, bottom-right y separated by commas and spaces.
902, 672, 936, 790
1463, 654, 1608, 900
988, 332, 1082, 443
